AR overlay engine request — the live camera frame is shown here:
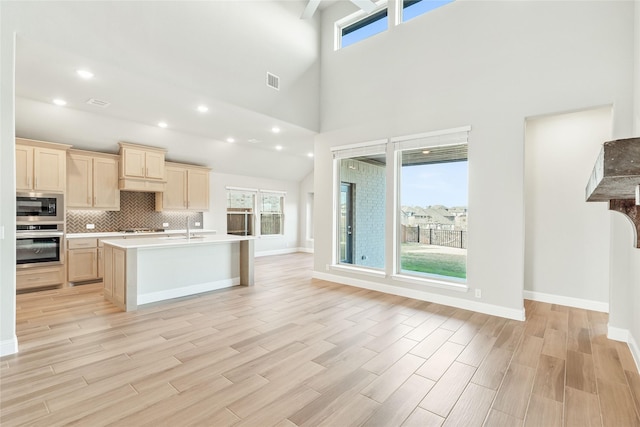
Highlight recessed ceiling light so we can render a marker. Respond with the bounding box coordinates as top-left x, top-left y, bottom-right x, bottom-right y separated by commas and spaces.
275, 145, 283, 151
422, 150, 431, 154
53, 98, 67, 106
197, 105, 209, 113
271, 126, 281, 133
76, 69, 94, 79
307, 152, 314, 158
226, 137, 236, 143
158, 122, 168, 128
